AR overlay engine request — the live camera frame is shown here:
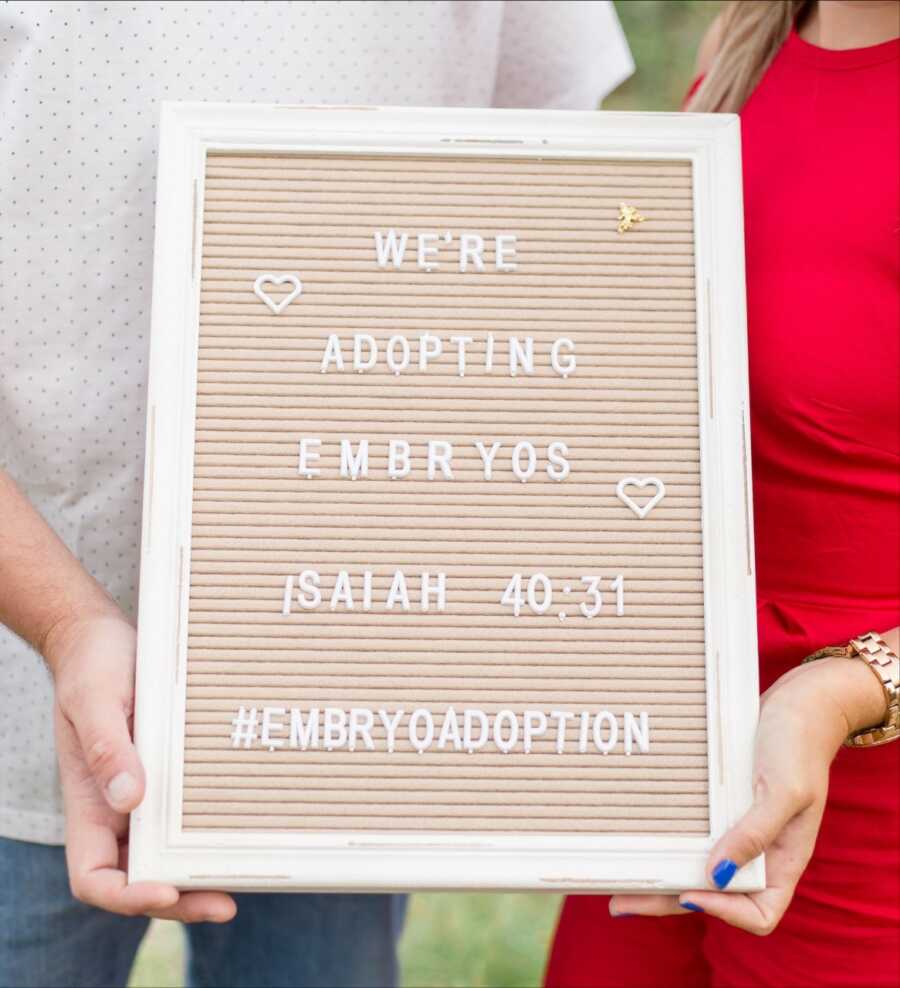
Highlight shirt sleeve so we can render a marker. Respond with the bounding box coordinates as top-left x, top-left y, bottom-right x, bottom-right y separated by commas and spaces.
492, 0, 634, 110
